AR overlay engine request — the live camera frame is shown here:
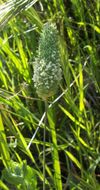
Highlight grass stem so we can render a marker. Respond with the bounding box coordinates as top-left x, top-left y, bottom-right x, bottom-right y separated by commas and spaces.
43, 100, 48, 190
